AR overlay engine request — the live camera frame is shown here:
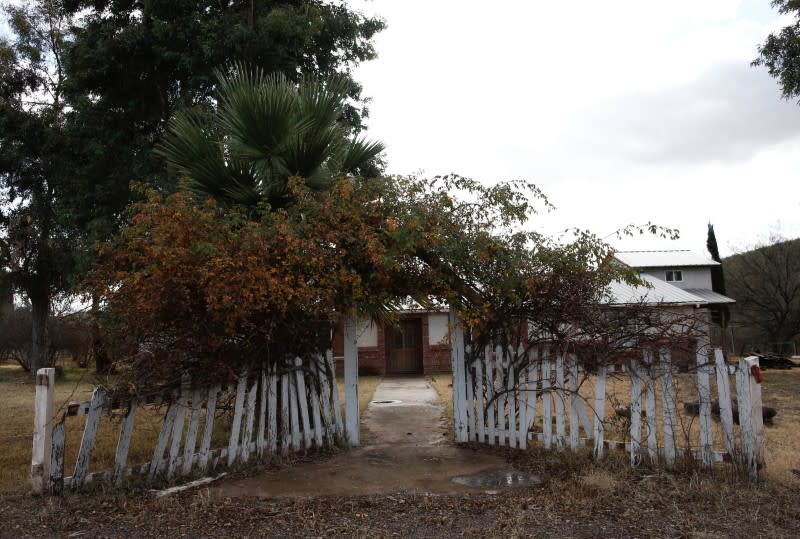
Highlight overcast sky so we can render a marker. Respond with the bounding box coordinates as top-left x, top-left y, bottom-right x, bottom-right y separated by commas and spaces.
352, 0, 800, 257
